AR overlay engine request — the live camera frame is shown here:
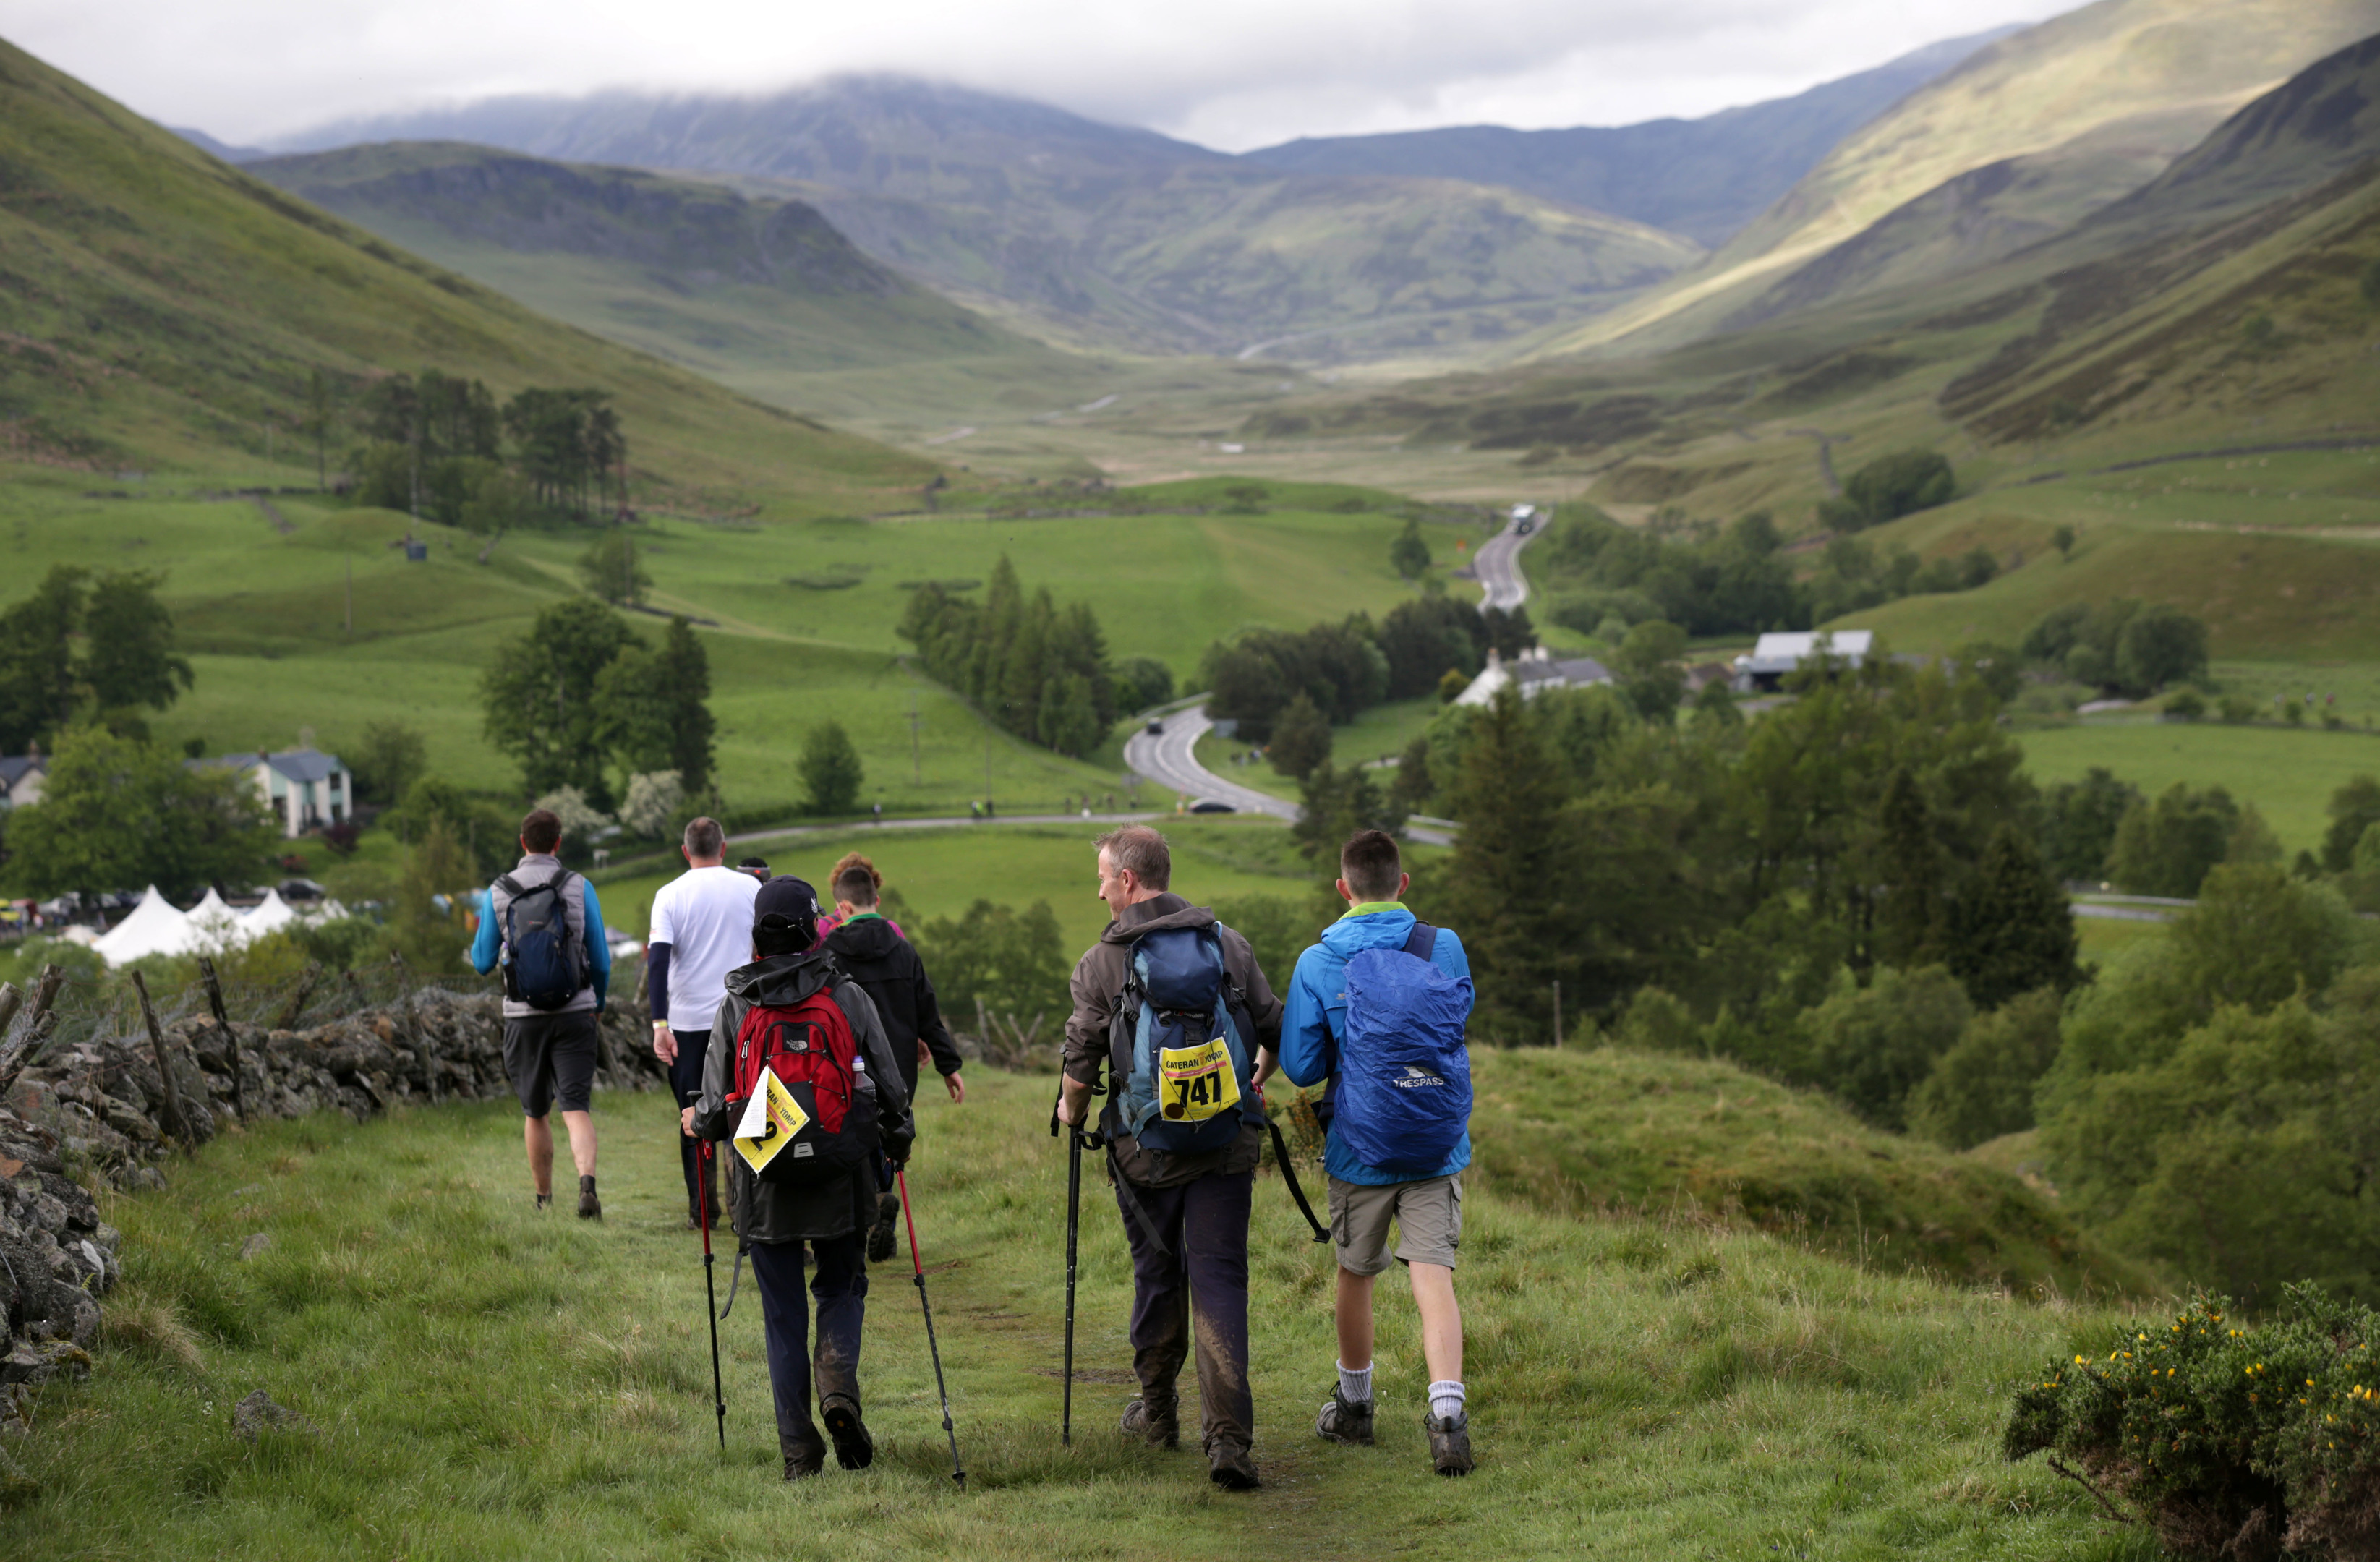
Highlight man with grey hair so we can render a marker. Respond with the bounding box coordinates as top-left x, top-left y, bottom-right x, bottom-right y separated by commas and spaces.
647, 816, 759, 1228
1056, 824, 1283, 1490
